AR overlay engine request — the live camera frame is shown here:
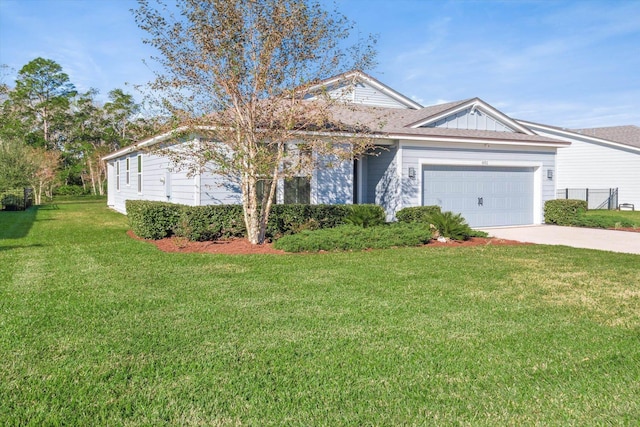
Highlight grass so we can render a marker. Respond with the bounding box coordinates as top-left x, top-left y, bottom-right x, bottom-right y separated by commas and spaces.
584, 209, 640, 227
1, 200, 639, 425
